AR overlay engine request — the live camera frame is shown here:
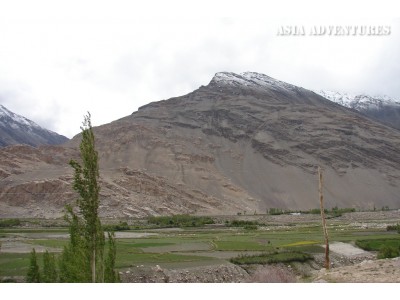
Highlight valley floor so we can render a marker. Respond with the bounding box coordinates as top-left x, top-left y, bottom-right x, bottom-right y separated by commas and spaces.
1, 210, 399, 283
